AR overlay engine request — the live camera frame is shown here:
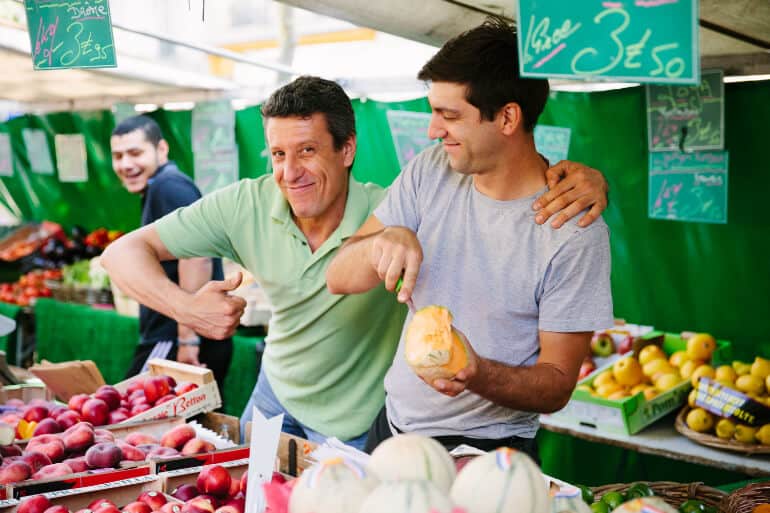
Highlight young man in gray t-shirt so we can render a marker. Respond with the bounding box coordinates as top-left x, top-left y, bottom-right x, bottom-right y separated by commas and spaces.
327, 17, 613, 460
